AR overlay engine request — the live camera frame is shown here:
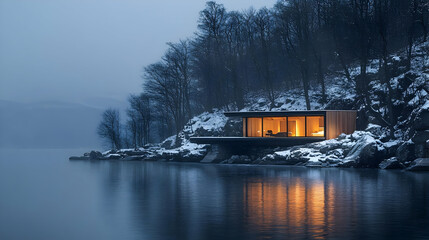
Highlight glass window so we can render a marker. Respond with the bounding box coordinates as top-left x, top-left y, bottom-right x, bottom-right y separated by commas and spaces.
263, 117, 287, 137
247, 118, 262, 137
306, 116, 325, 137
288, 117, 305, 137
